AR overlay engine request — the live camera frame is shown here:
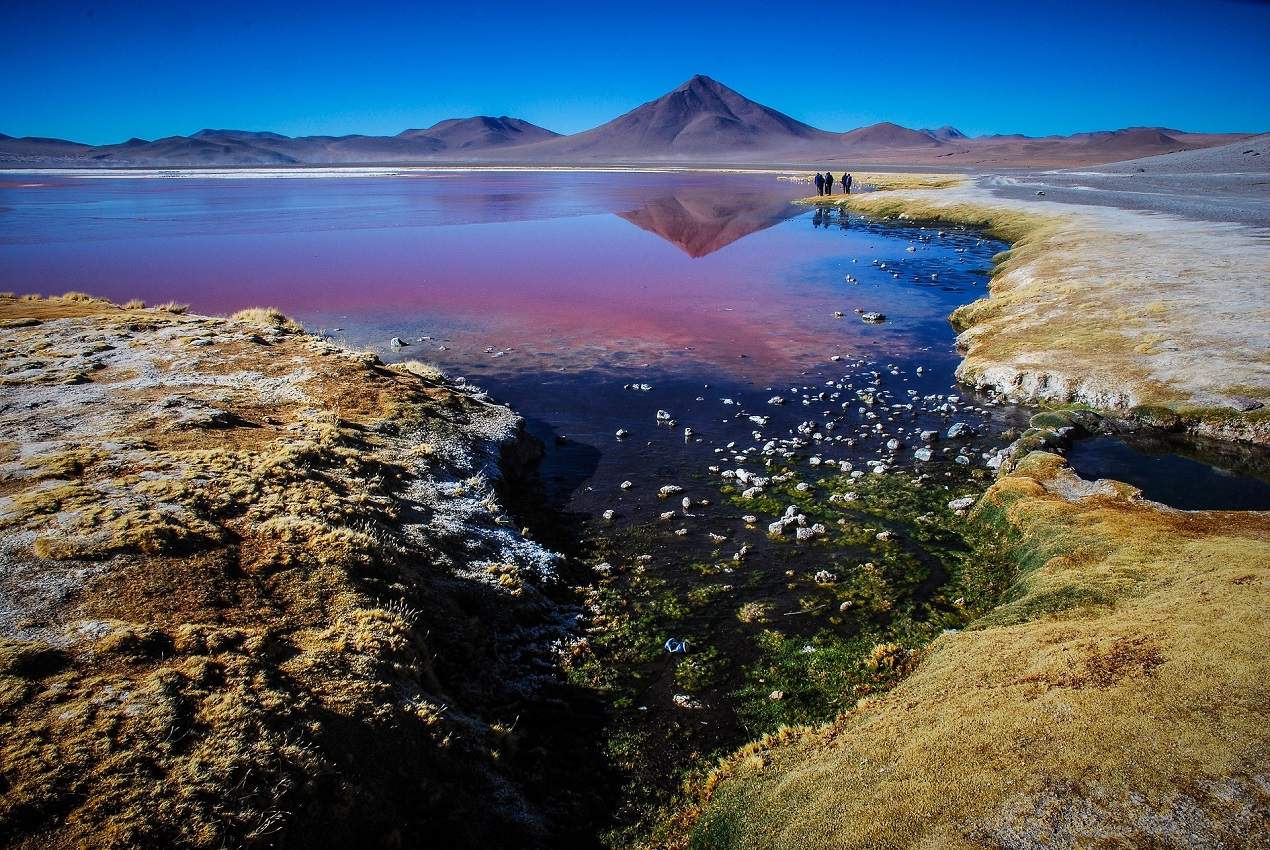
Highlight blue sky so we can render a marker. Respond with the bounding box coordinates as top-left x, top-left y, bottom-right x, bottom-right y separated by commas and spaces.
4, 0, 1269, 144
